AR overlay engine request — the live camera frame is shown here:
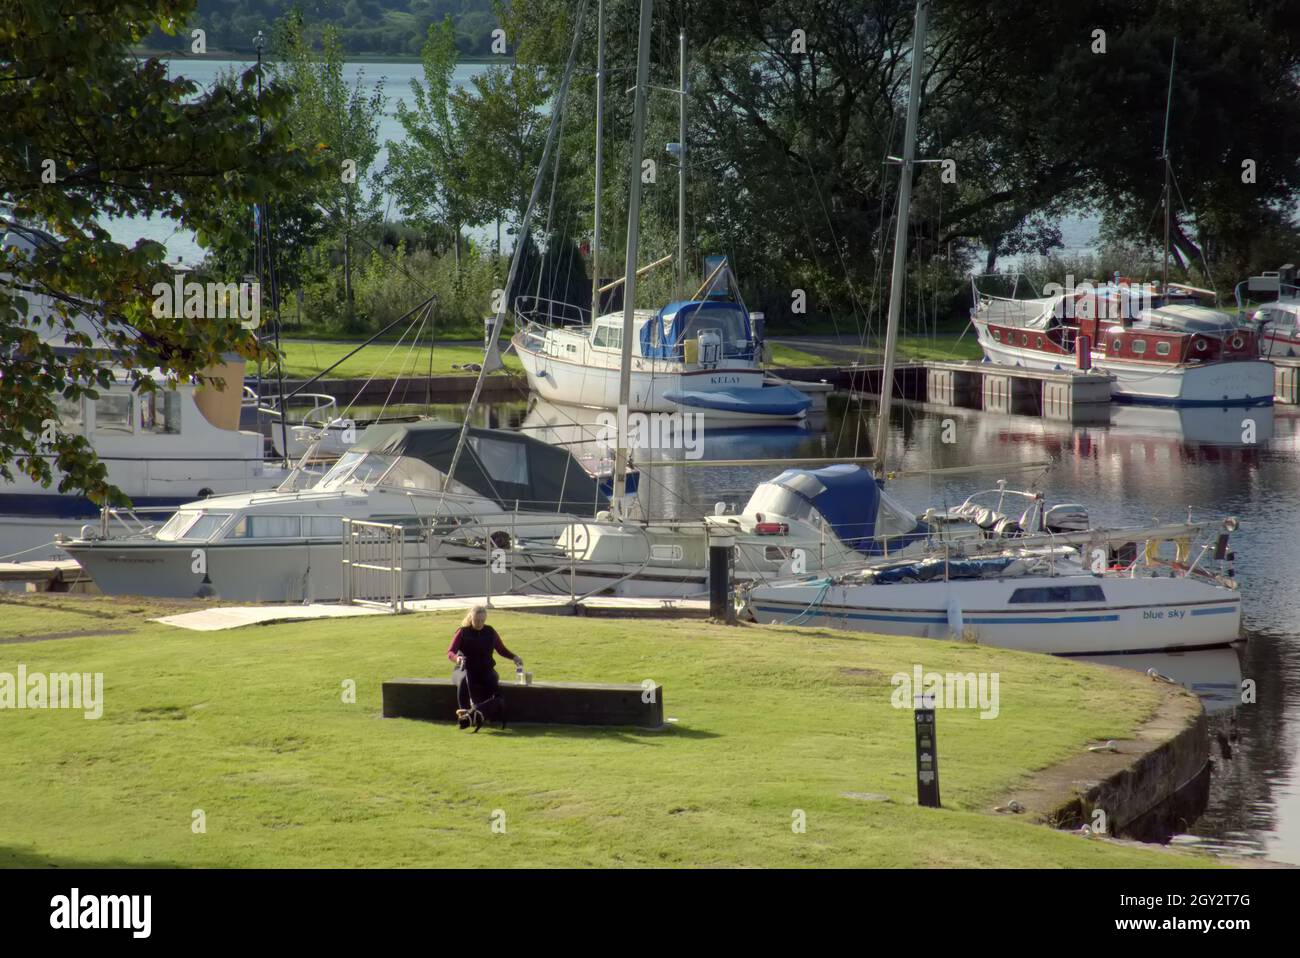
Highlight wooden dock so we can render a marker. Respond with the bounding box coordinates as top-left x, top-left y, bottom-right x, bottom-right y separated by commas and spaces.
919, 361, 1114, 423
0, 560, 93, 593
1272, 356, 1300, 404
